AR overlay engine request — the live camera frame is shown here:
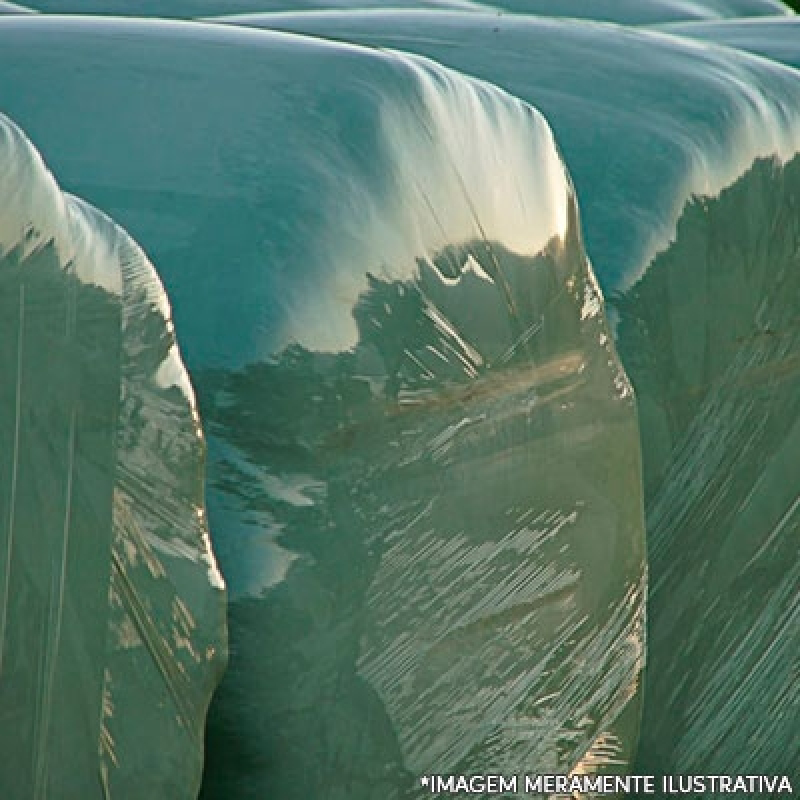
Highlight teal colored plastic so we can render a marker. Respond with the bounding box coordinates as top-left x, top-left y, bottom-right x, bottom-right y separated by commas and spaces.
0, 18, 646, 797
211, 10, 800, 791
13, 0, 794, 20
615, 155, 800, 785
0, 114, 227, 798
476, 0, 792, 20
16, 0, 494, 17
0, 2, 34, 12
2, 7, 799, 799
215, 10, 800, 294
659, 17, 800, 70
